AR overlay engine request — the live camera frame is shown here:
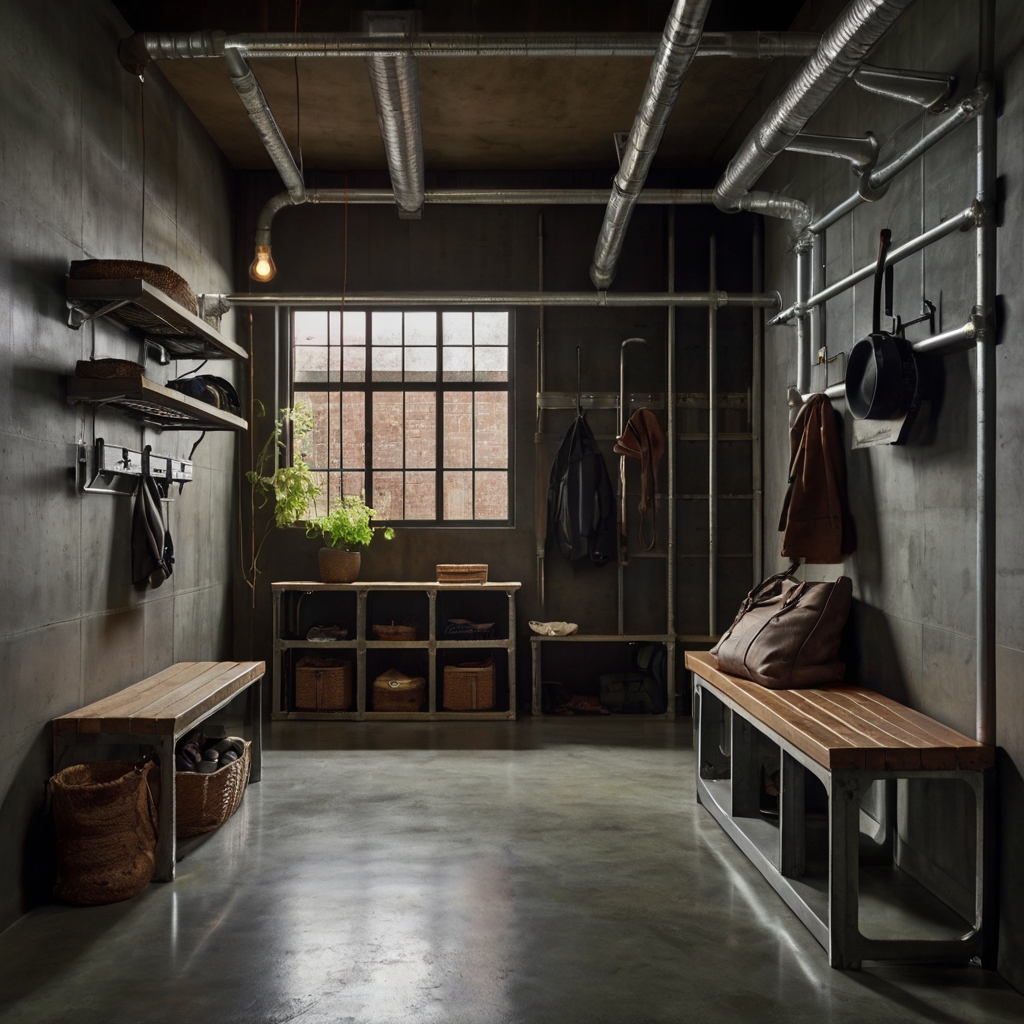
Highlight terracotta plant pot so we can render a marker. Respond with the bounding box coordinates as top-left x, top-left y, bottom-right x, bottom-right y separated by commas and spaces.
318, 548, 361, 584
